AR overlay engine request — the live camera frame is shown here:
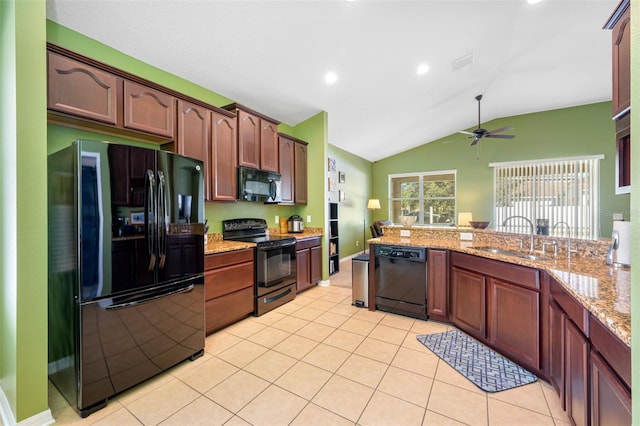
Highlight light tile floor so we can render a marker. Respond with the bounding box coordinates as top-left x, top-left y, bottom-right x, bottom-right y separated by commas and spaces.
50, 258, 570, 426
